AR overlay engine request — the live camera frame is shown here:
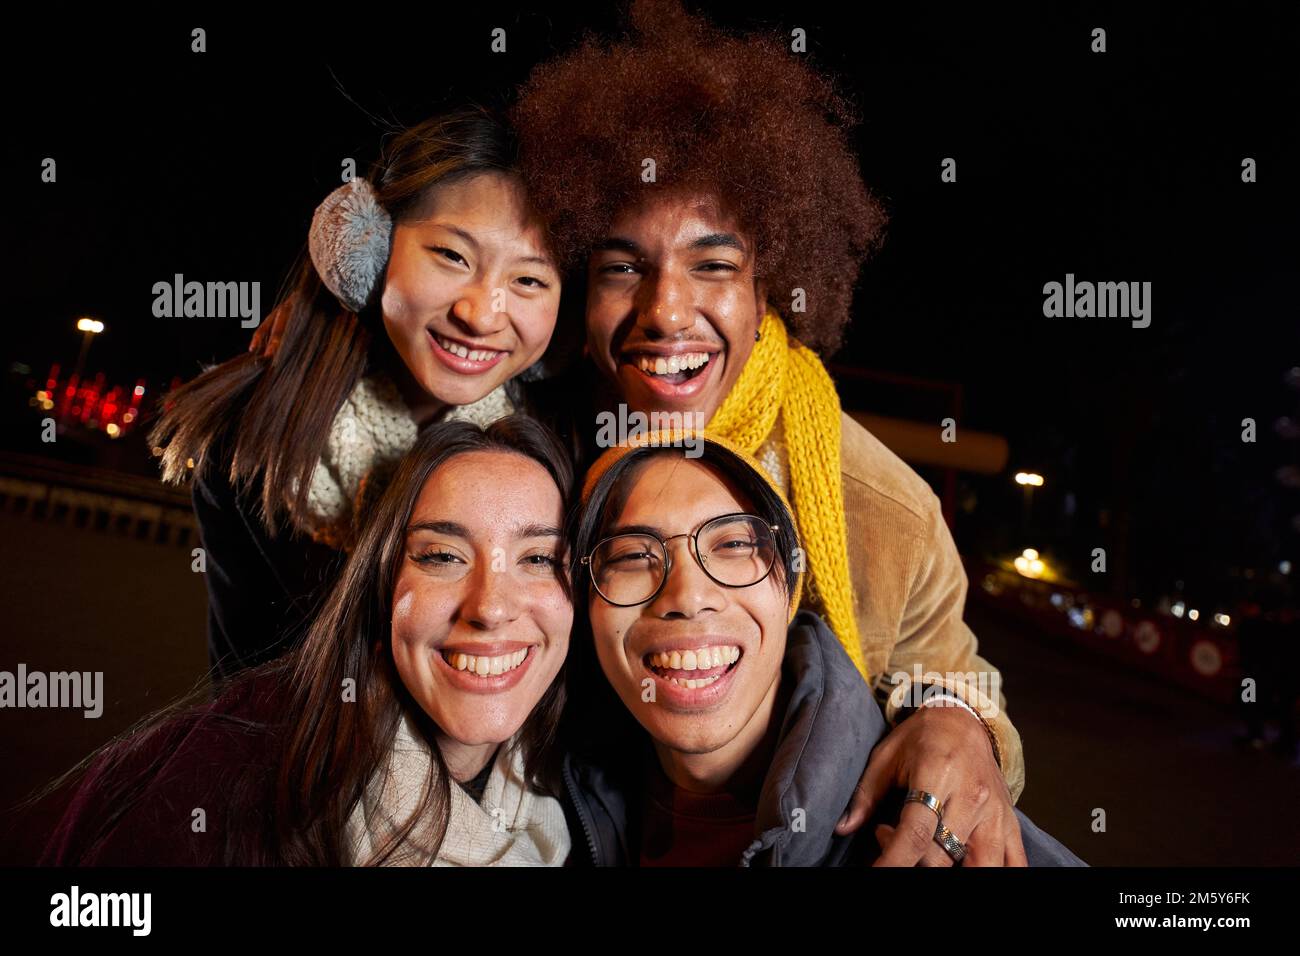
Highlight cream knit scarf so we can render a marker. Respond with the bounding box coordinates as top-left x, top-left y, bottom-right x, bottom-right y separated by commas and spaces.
345, 713, 571, 867
301, 371, 516, 543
